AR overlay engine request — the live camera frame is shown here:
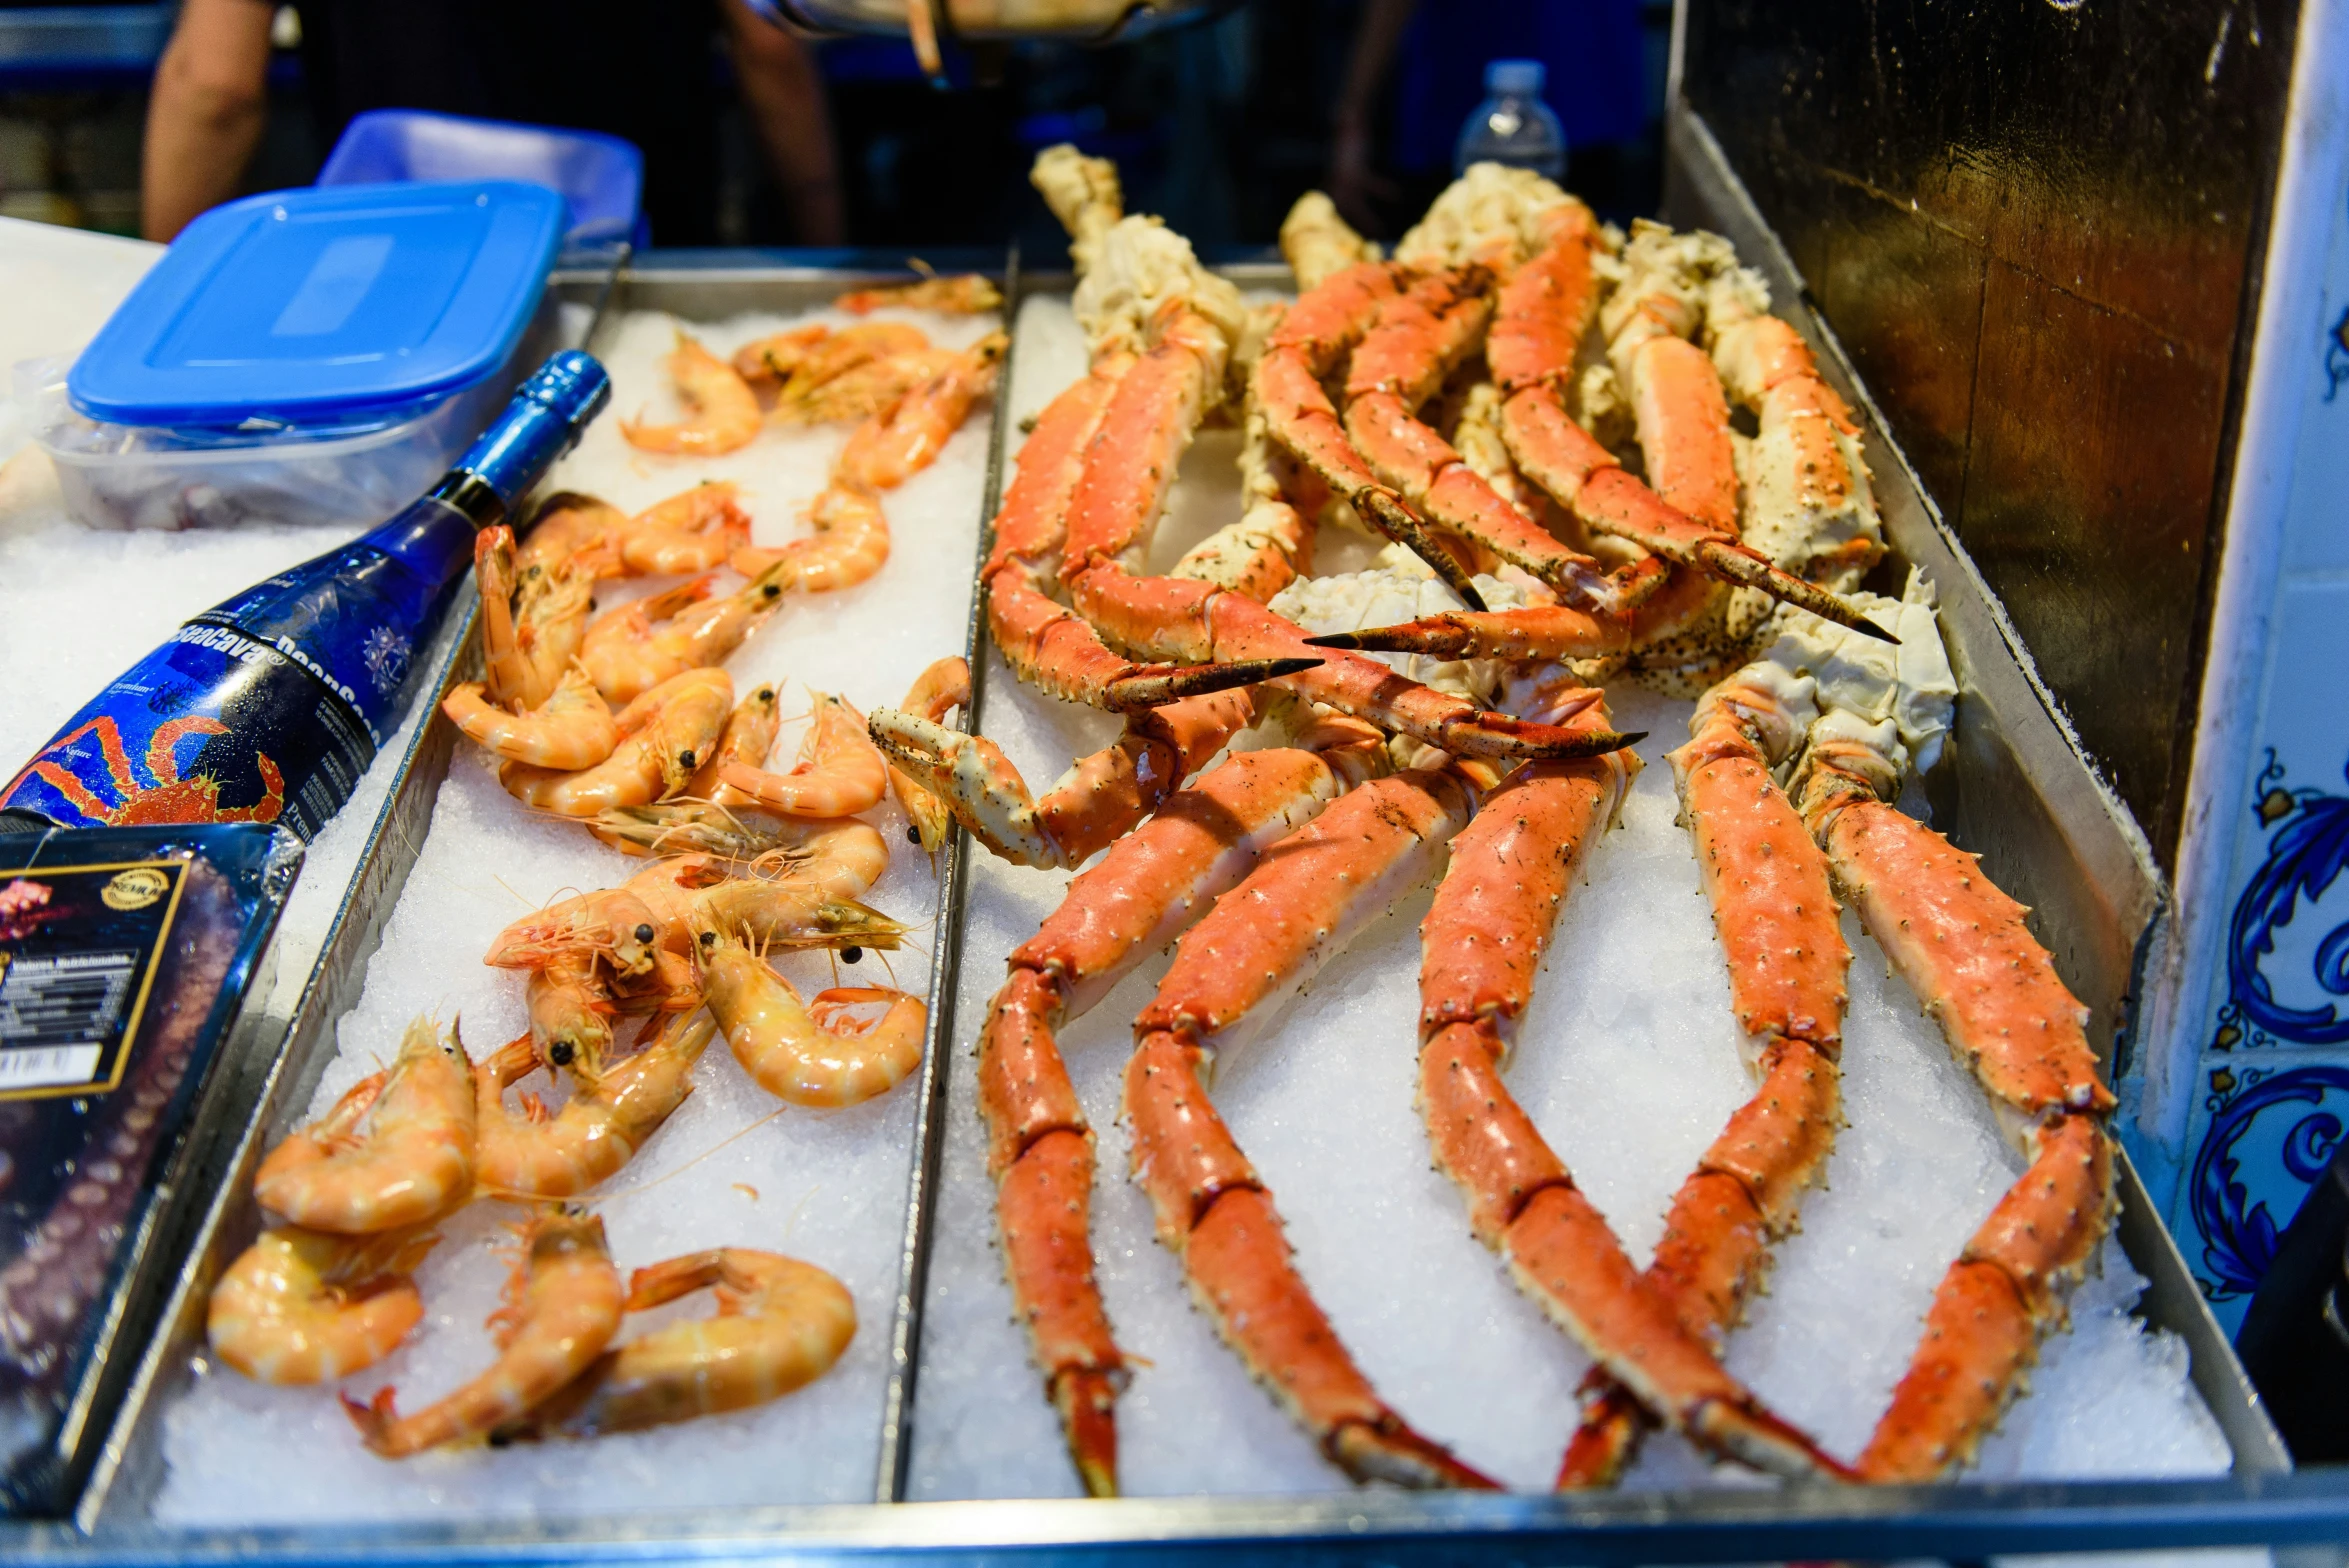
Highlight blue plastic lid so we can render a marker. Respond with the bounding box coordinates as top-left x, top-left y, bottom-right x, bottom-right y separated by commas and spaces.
69, 180, 563, 430
317, 111, 644, 250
